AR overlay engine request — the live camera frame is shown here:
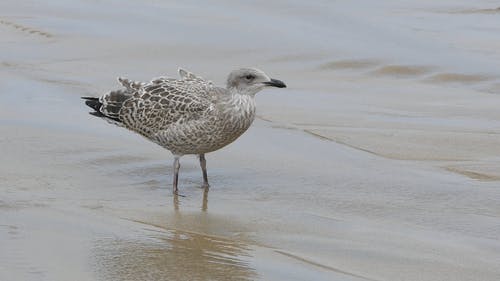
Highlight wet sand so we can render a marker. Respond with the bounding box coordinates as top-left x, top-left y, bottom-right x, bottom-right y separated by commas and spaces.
2, 0, 500, 280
